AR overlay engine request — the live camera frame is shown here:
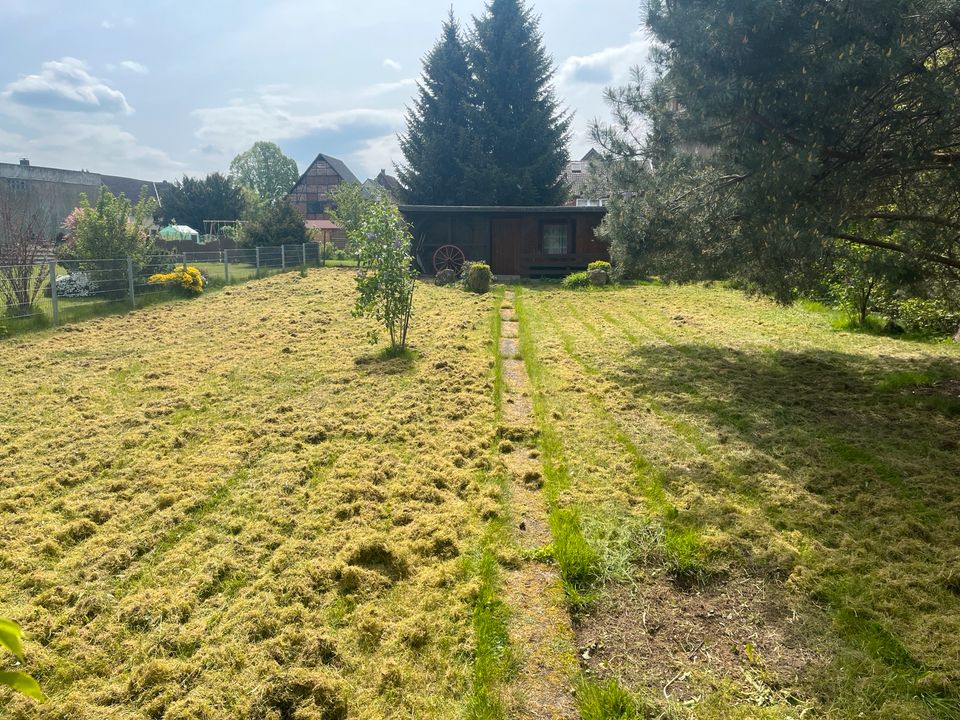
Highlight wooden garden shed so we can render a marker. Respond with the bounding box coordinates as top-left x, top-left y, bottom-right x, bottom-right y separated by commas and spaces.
398, 205, 608, 277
